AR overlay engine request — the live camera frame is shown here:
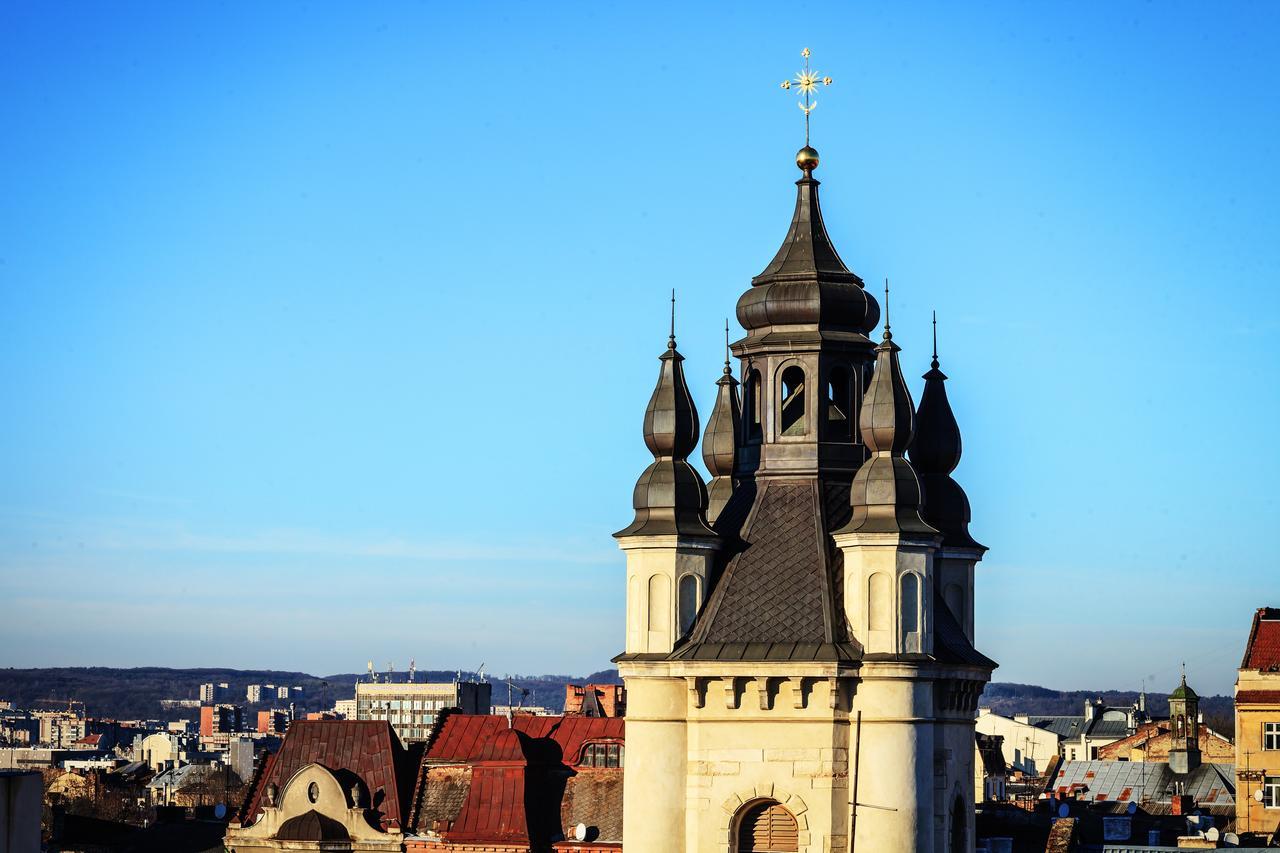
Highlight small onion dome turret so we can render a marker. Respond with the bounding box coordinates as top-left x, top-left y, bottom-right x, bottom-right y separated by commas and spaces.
839, 323, 936, 536
702, 352, 741, 524
736, 147, 880, 337
1169, 674, 1198, 701
615, 335, 716, 539
909, 343, 985, 552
